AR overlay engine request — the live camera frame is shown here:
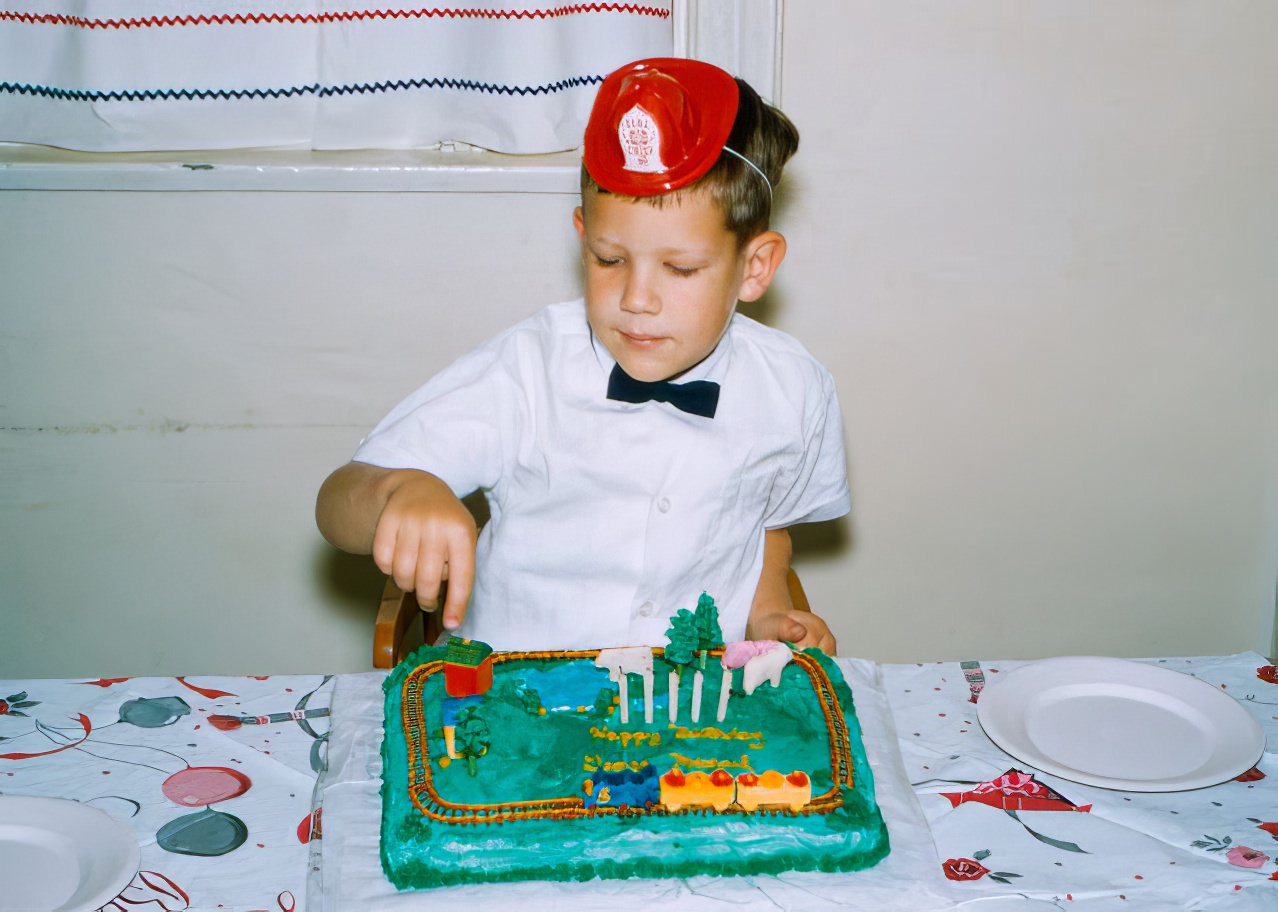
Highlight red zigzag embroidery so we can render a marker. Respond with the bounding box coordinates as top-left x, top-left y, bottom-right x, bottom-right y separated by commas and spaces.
0, 4, 670, 30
